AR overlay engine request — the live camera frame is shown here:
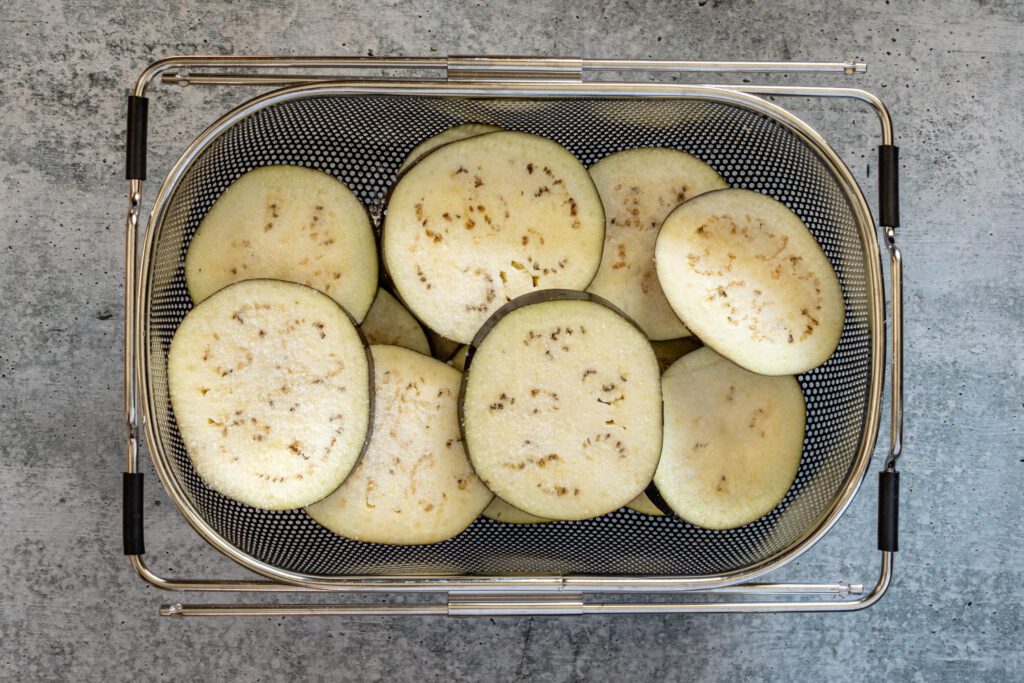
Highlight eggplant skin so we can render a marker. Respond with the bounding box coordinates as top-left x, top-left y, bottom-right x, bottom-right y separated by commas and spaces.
397, 123, 502, 175
482, 496, 551, 525
448, 345, 469, 371
466, 289, 646, 350
383, 131, 606, 344
626, 488, 670, 517
651, 337, 702, 373
458, 289, 648, 380
425, 328, 463, 362
460, 289, 662, 521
